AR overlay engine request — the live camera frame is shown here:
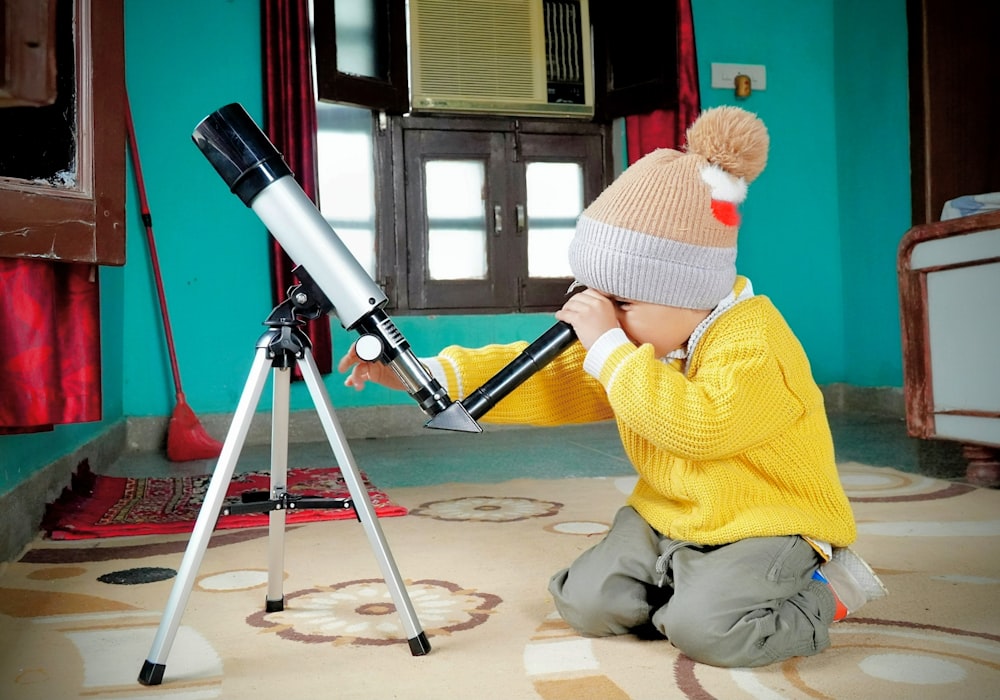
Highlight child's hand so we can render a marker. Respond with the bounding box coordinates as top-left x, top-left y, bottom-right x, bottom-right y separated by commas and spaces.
555, 288, 620, 350
337, 343, 406, 392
